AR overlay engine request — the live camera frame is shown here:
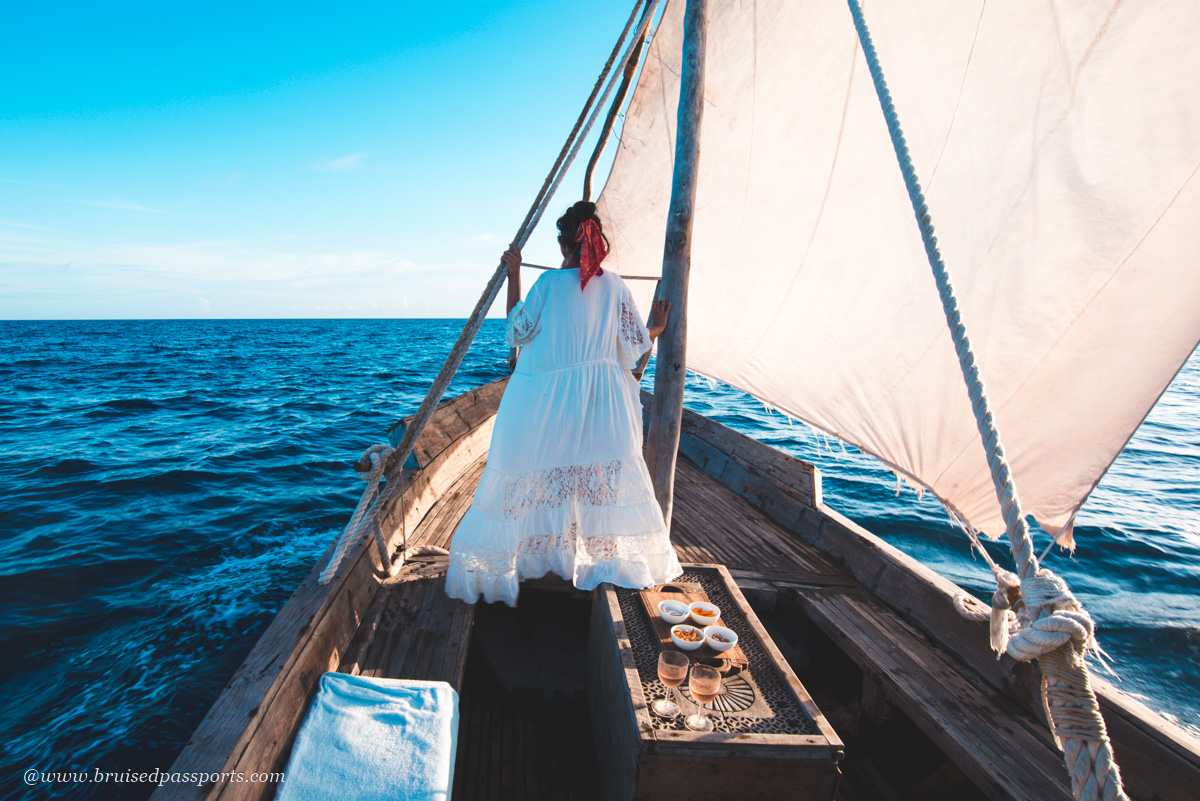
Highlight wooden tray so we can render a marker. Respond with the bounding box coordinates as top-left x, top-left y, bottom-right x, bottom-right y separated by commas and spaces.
638, 582, 749, 672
